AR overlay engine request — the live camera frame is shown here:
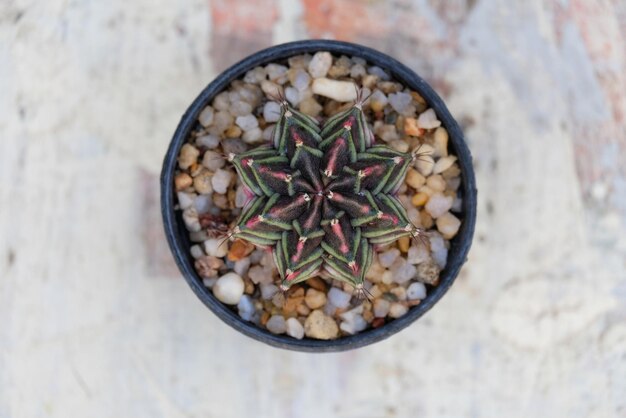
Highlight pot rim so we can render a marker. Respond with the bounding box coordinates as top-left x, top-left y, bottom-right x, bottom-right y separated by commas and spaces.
161, 39, 477, 352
